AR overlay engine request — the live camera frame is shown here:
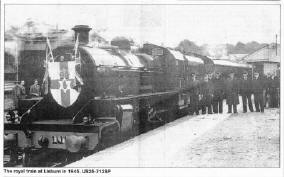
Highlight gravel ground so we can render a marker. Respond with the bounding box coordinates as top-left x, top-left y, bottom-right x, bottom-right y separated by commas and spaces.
172, 108, 280, 167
